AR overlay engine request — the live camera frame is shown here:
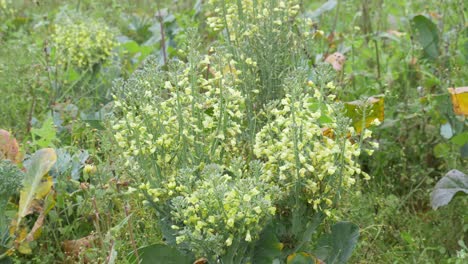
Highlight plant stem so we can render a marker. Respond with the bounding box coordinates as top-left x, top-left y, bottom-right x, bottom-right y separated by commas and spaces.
125, 203, 140, 263
157, 9, 167, 65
